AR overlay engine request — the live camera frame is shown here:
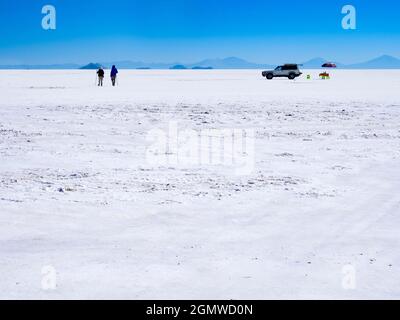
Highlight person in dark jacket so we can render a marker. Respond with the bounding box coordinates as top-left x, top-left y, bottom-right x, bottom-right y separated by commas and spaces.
97, 68, 105, 86
110, 65, 118, 86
